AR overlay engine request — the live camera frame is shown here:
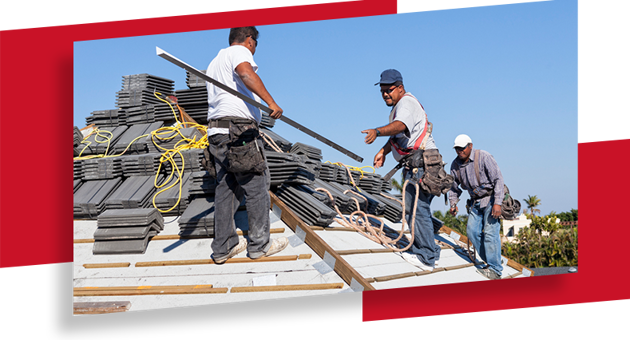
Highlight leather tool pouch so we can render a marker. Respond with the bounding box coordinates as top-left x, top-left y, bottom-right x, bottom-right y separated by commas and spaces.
201, 147, 217, 178
226, 119, 266, 174
419, 149, 454, 197
407, 149, 424, 168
